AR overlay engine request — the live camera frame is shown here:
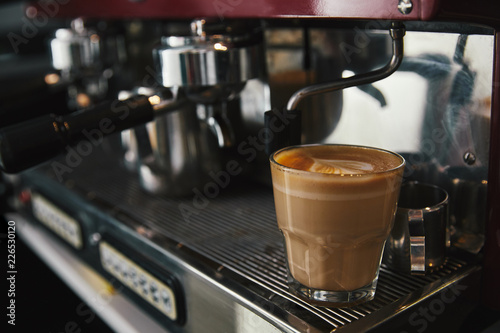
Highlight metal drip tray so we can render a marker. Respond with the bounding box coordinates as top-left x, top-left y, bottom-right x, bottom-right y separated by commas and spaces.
22, 149, 479, 332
